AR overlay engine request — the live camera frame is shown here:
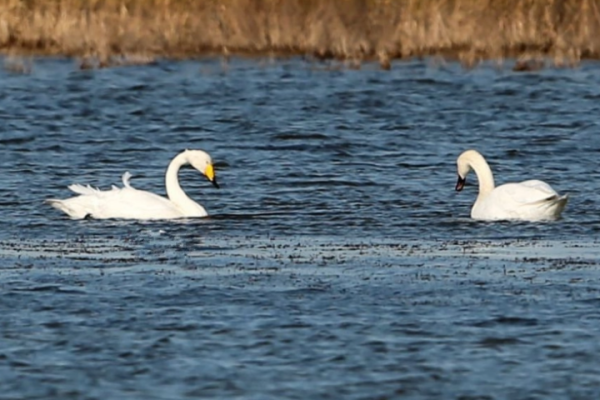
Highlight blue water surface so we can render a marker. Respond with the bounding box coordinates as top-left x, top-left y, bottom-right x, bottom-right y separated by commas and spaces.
1, 57, 600, 399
